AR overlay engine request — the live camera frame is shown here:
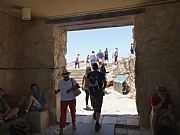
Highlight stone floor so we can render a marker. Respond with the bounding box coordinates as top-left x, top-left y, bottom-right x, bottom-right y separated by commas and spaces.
32, 88, 151, 135
32, 115, 150, 135
76, 87, 138, 115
